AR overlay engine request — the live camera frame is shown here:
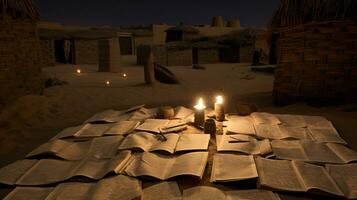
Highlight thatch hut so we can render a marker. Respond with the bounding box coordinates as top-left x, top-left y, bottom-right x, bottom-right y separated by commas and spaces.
270, 0, 357, 105
0, 0, 43, 105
